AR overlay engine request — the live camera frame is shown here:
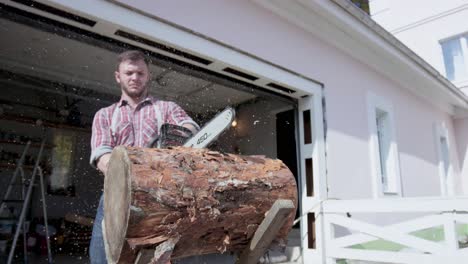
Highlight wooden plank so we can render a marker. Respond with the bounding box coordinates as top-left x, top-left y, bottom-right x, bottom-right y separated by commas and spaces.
443, 214, 459, 251
328, 247, 458, 264
235, 199, 294, 264
330, 214, 445, 249
326, 214, 443, 254
453, 214, 468, 223
323, 198, 468, 213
